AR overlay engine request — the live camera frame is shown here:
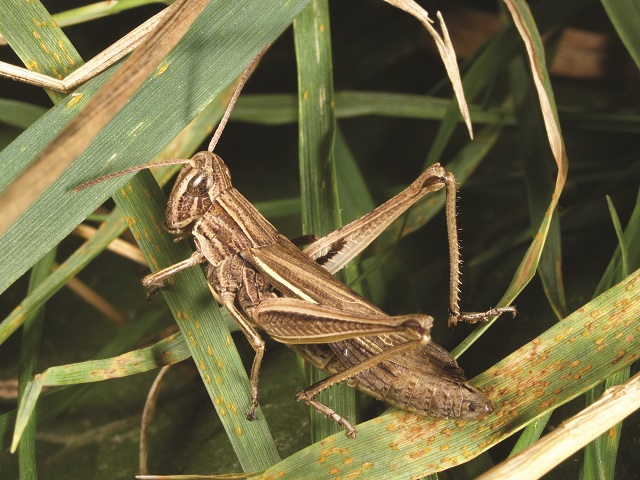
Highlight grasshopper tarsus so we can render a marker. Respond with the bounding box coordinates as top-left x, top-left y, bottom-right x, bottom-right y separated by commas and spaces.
298, 395, 357, 437
145, 284, 164, 303
448, 306, 517, 328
